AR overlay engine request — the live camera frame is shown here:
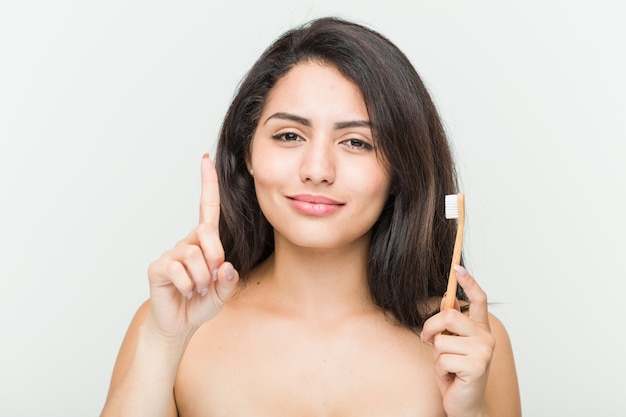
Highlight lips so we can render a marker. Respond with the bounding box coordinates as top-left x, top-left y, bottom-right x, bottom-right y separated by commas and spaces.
288, 194, 342, 205
287, 194, 344, 216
